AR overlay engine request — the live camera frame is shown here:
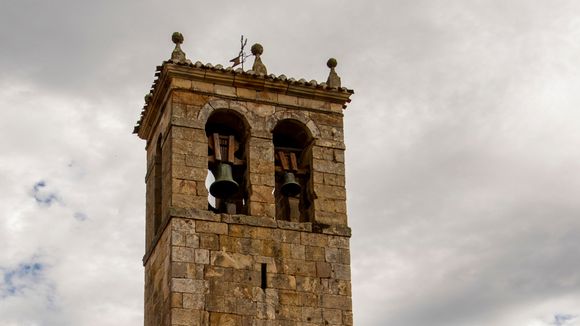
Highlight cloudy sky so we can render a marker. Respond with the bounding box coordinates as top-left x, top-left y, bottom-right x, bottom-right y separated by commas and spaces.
1, 0, 580, 325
